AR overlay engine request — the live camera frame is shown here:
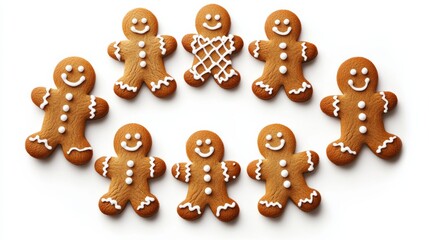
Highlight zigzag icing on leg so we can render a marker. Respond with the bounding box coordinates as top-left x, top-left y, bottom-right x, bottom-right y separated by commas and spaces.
255, 81, 273, 95
150, 77, 174, 92
115, 81, 137, 92
297, 190, 317, 207
216, 202, 236, 217
101, 197, 121, 210
376, 136, 397, 153
289, 82, 311, 95
259, 200, 282, 208
333, 142, 357, 155
179, 202, 201, 214
136, 196, 155, 210
29, 135, 52, 150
